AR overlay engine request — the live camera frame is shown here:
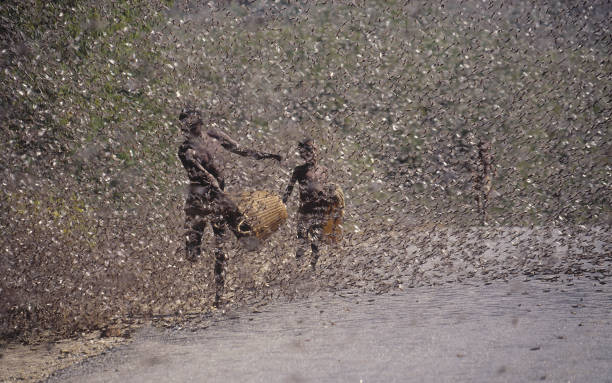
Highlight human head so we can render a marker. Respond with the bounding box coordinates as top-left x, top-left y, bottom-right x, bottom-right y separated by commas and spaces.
298, 138, 317, 164
477, 140, 491, 152
179, 108, 202, 134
